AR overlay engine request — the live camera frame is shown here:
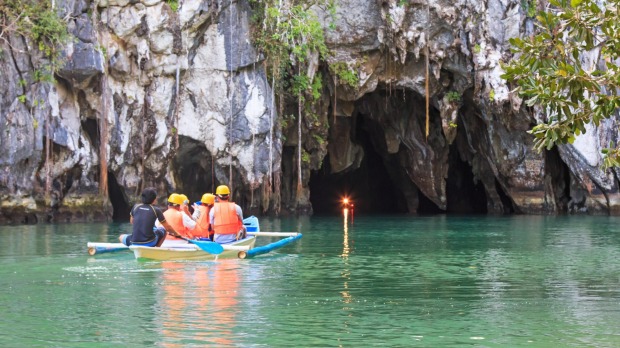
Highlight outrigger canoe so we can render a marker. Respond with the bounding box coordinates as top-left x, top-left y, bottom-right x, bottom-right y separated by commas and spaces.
87, 216, 303, 260
129, 232, 303, 261
130, 235, 257, 261
87, 216, 260, 255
